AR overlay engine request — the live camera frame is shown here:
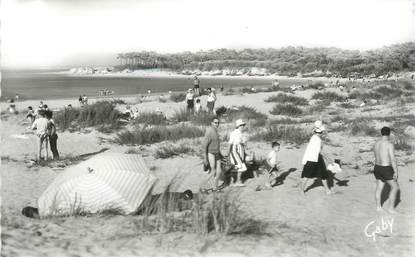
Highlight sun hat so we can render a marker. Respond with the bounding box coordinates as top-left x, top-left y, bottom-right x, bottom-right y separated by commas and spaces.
314, 120, 325, 133
235, 119, 246, 128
